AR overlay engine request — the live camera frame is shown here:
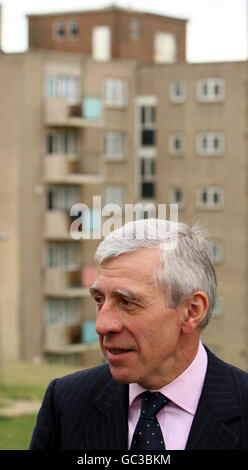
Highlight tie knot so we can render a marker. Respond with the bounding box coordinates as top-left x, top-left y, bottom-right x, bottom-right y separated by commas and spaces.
140, 391, 169, 419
